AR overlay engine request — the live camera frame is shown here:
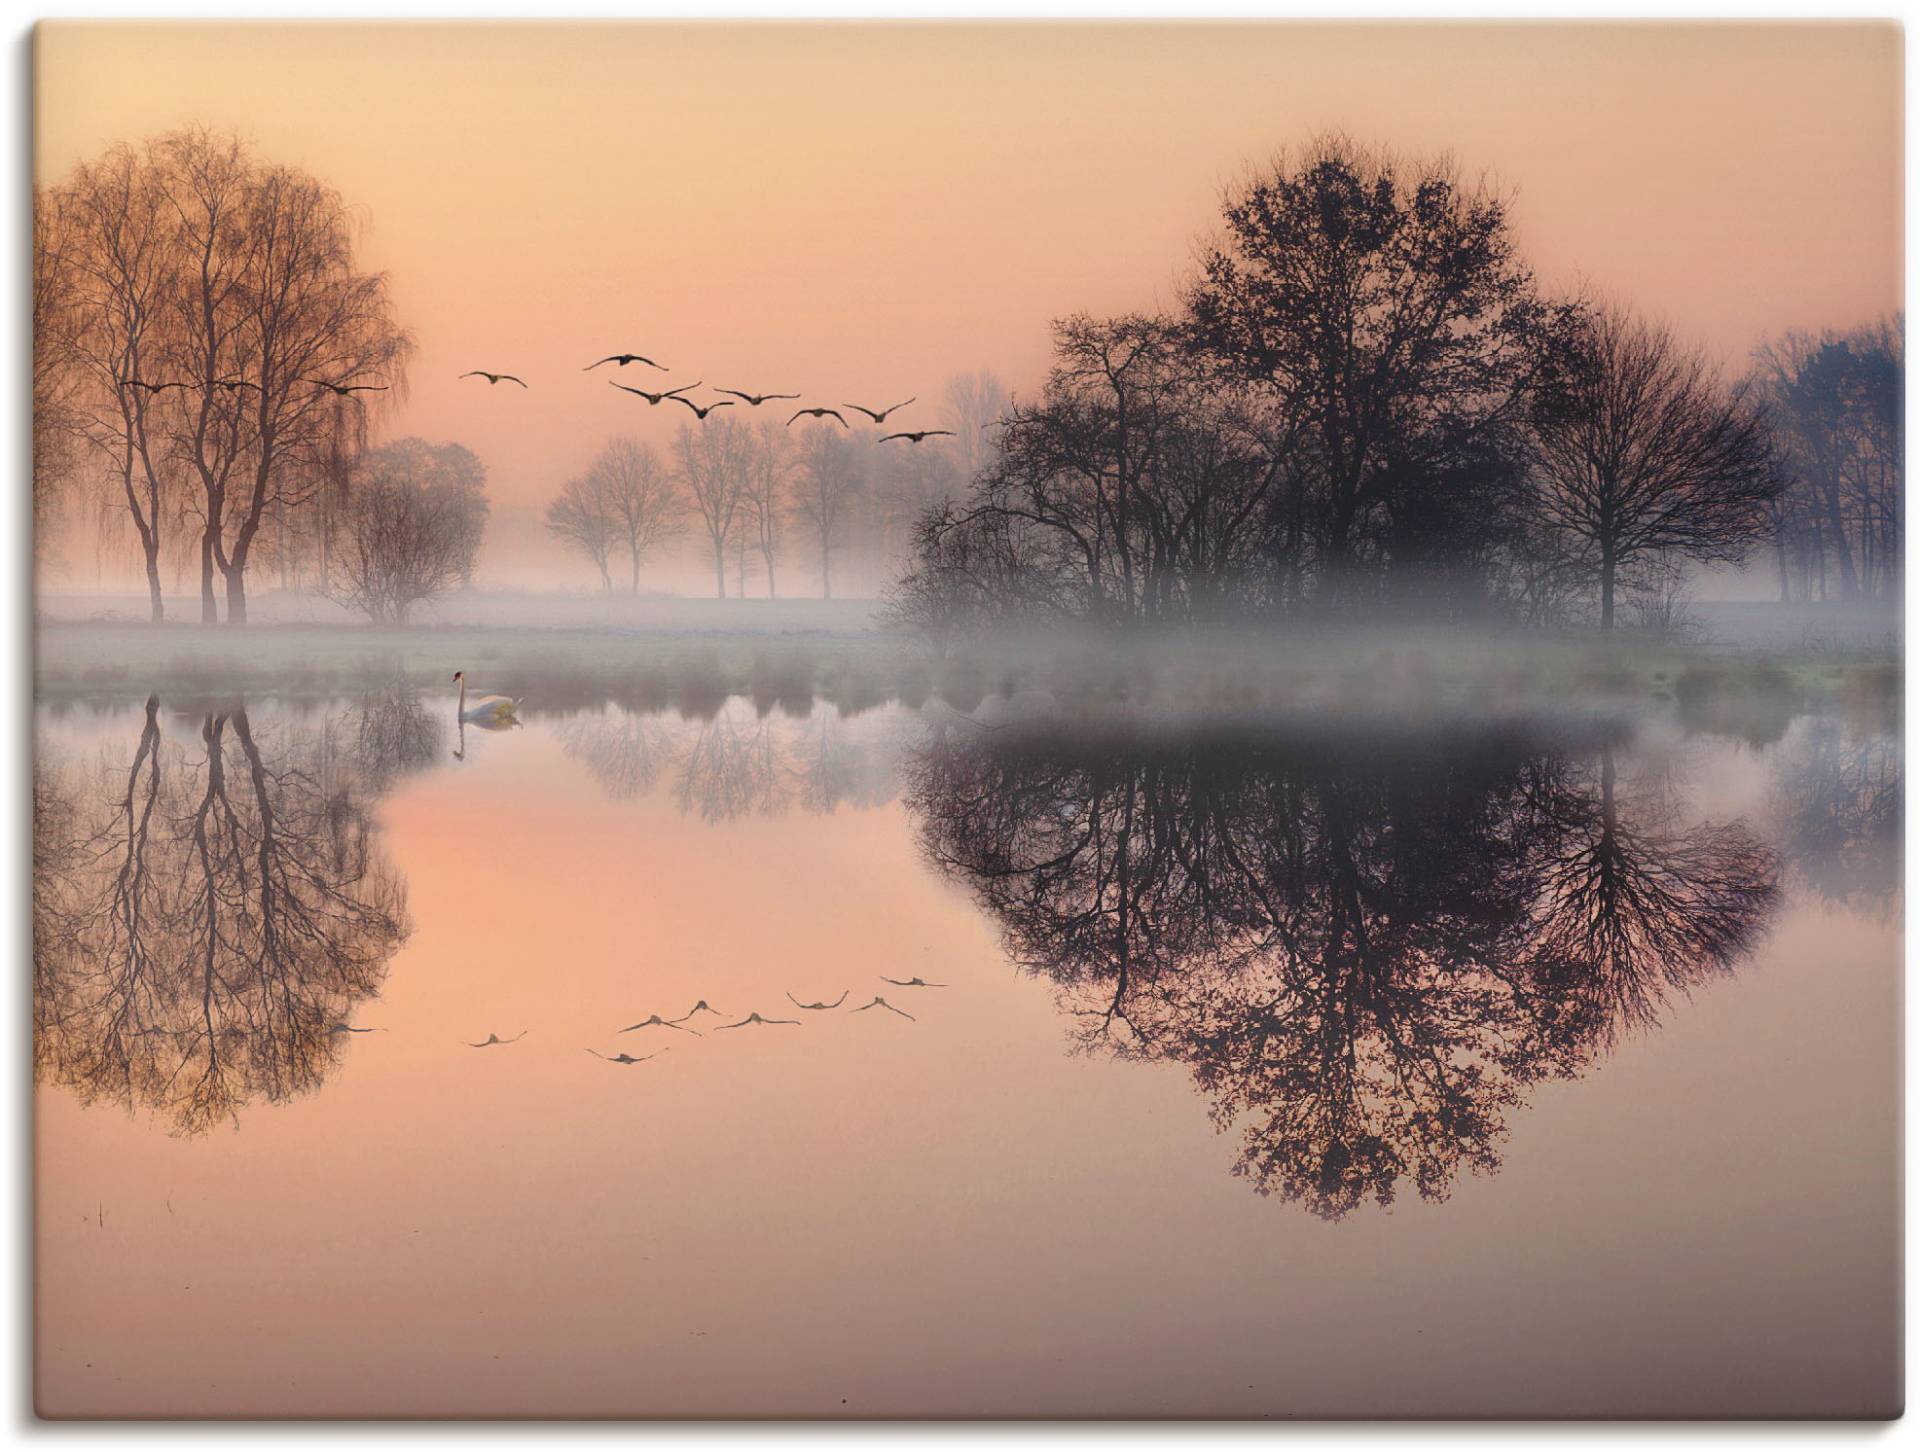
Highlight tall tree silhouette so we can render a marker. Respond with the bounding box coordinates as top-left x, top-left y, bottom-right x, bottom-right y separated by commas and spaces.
672, 417, 754, 599
791, 422, 865, 600
1530, 304, 1779, 629
1749, 321, 1904, 601
48, 146, 182, 621
158, 129, 414, 624
1185, 135, 1565, 606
